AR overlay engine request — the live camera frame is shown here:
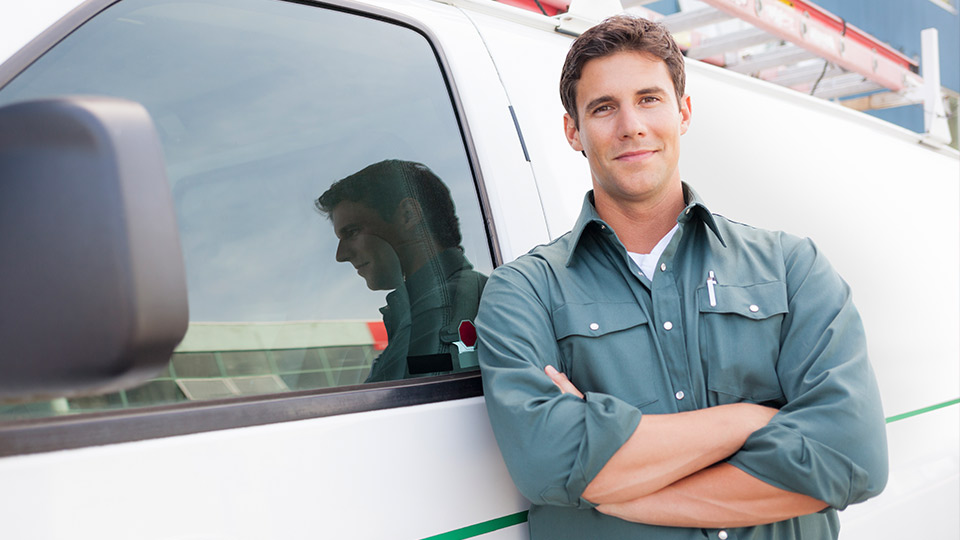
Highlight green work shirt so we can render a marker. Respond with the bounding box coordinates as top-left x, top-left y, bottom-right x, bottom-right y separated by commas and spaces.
476, 186, 888, 539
